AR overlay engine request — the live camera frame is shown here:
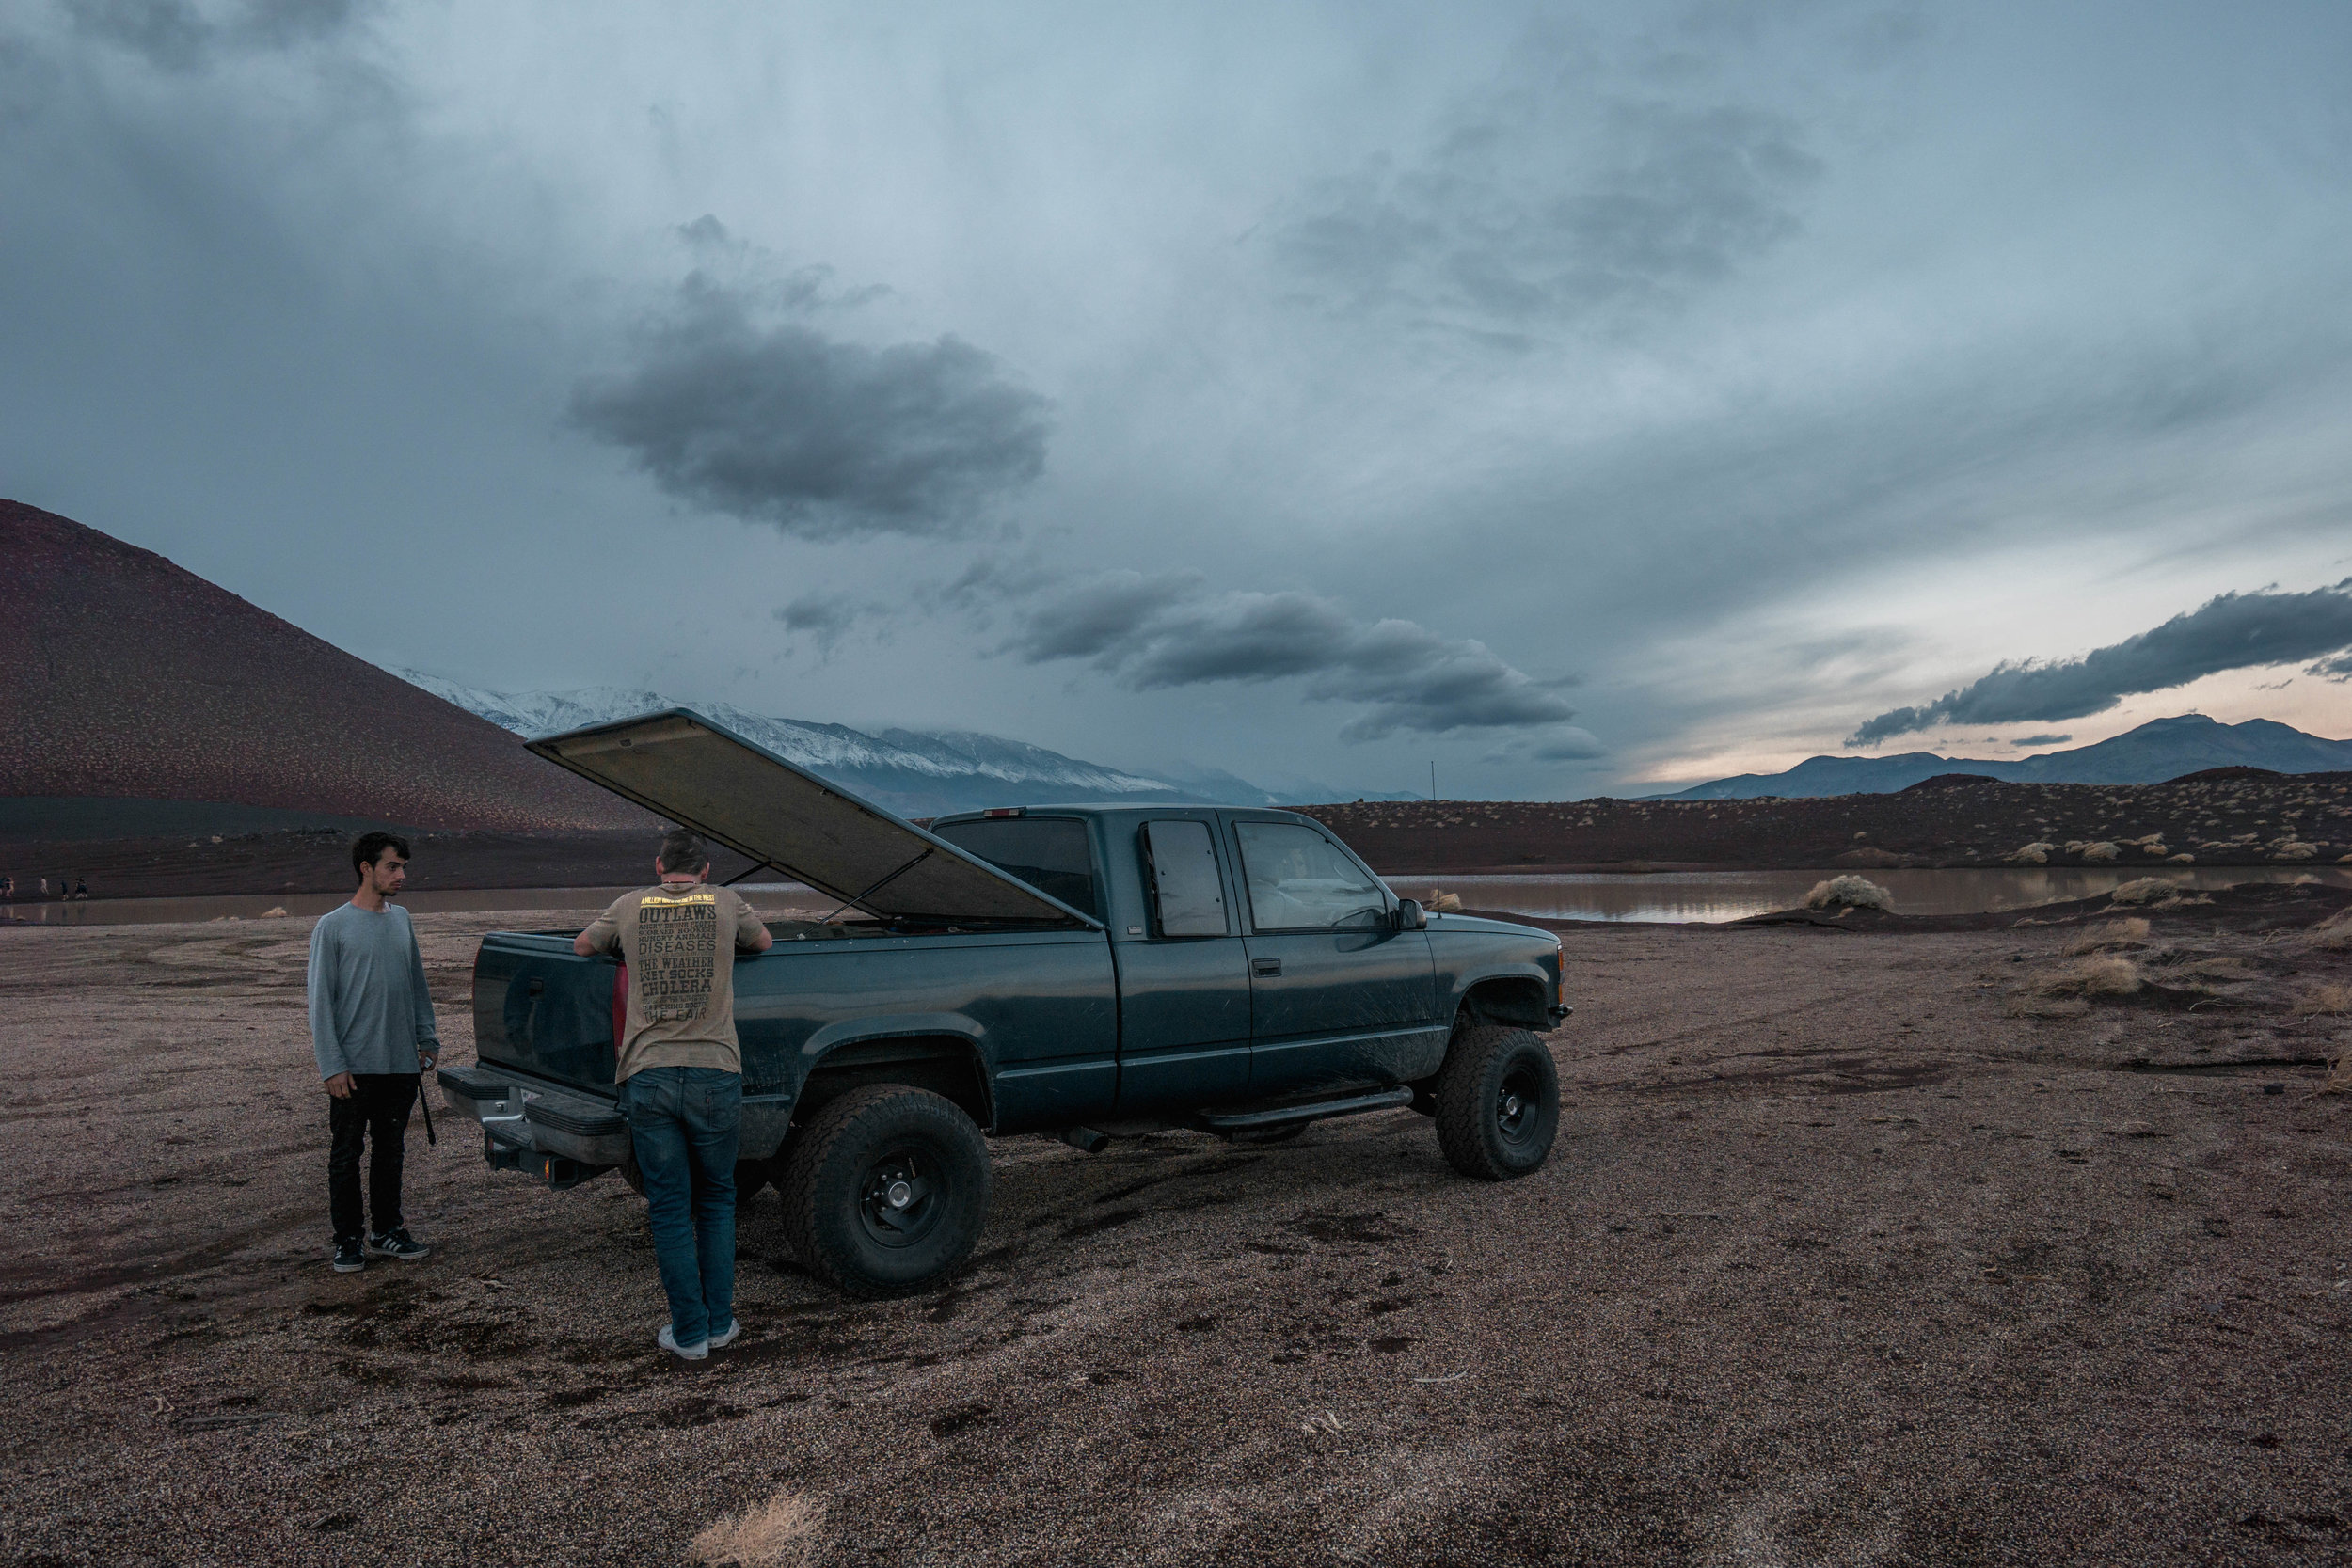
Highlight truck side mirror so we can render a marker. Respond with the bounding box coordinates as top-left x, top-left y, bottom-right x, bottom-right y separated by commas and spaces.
1393, 898, 1427, 931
